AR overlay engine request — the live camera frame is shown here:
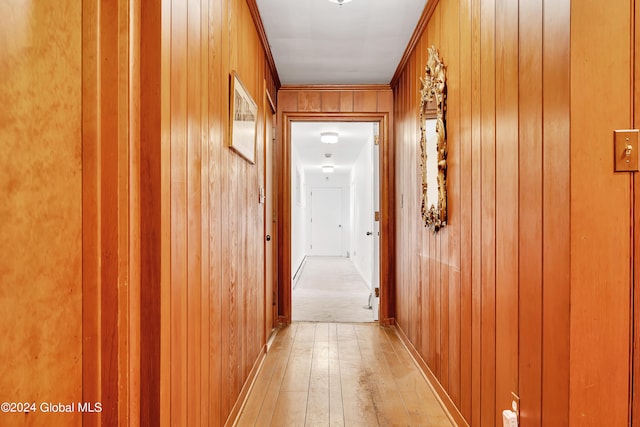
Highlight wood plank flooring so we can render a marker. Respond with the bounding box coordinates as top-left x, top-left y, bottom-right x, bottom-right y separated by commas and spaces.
235, 323, 455, 427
